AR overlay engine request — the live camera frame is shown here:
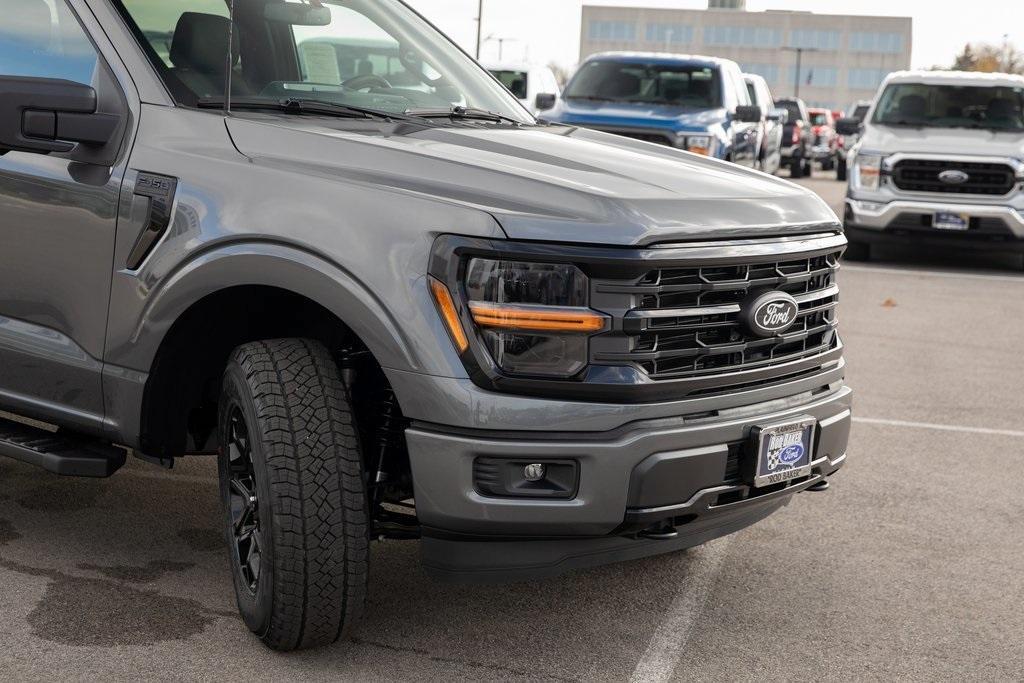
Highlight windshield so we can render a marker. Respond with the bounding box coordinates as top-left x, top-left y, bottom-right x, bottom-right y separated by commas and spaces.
115, 0, 532, 122
809, 111, 829, 126
852, 104, 870, 121
490, 70, 528, 99
564, 60, 722, 108
872, 83, 1024, 131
